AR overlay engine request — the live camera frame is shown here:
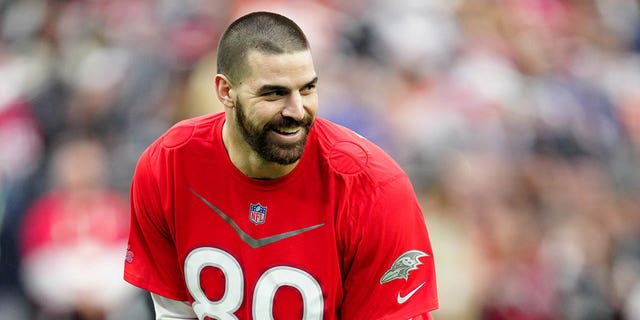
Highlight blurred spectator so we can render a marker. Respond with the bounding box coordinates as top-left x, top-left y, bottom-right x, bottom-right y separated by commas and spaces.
19, 138, 140, 319
0, 18, 47, 319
